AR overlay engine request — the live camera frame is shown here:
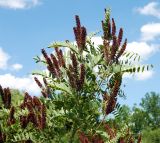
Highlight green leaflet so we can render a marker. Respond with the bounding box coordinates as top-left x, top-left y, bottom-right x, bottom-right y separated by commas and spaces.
48, 41, 78, 54
49, 83, 72, 95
